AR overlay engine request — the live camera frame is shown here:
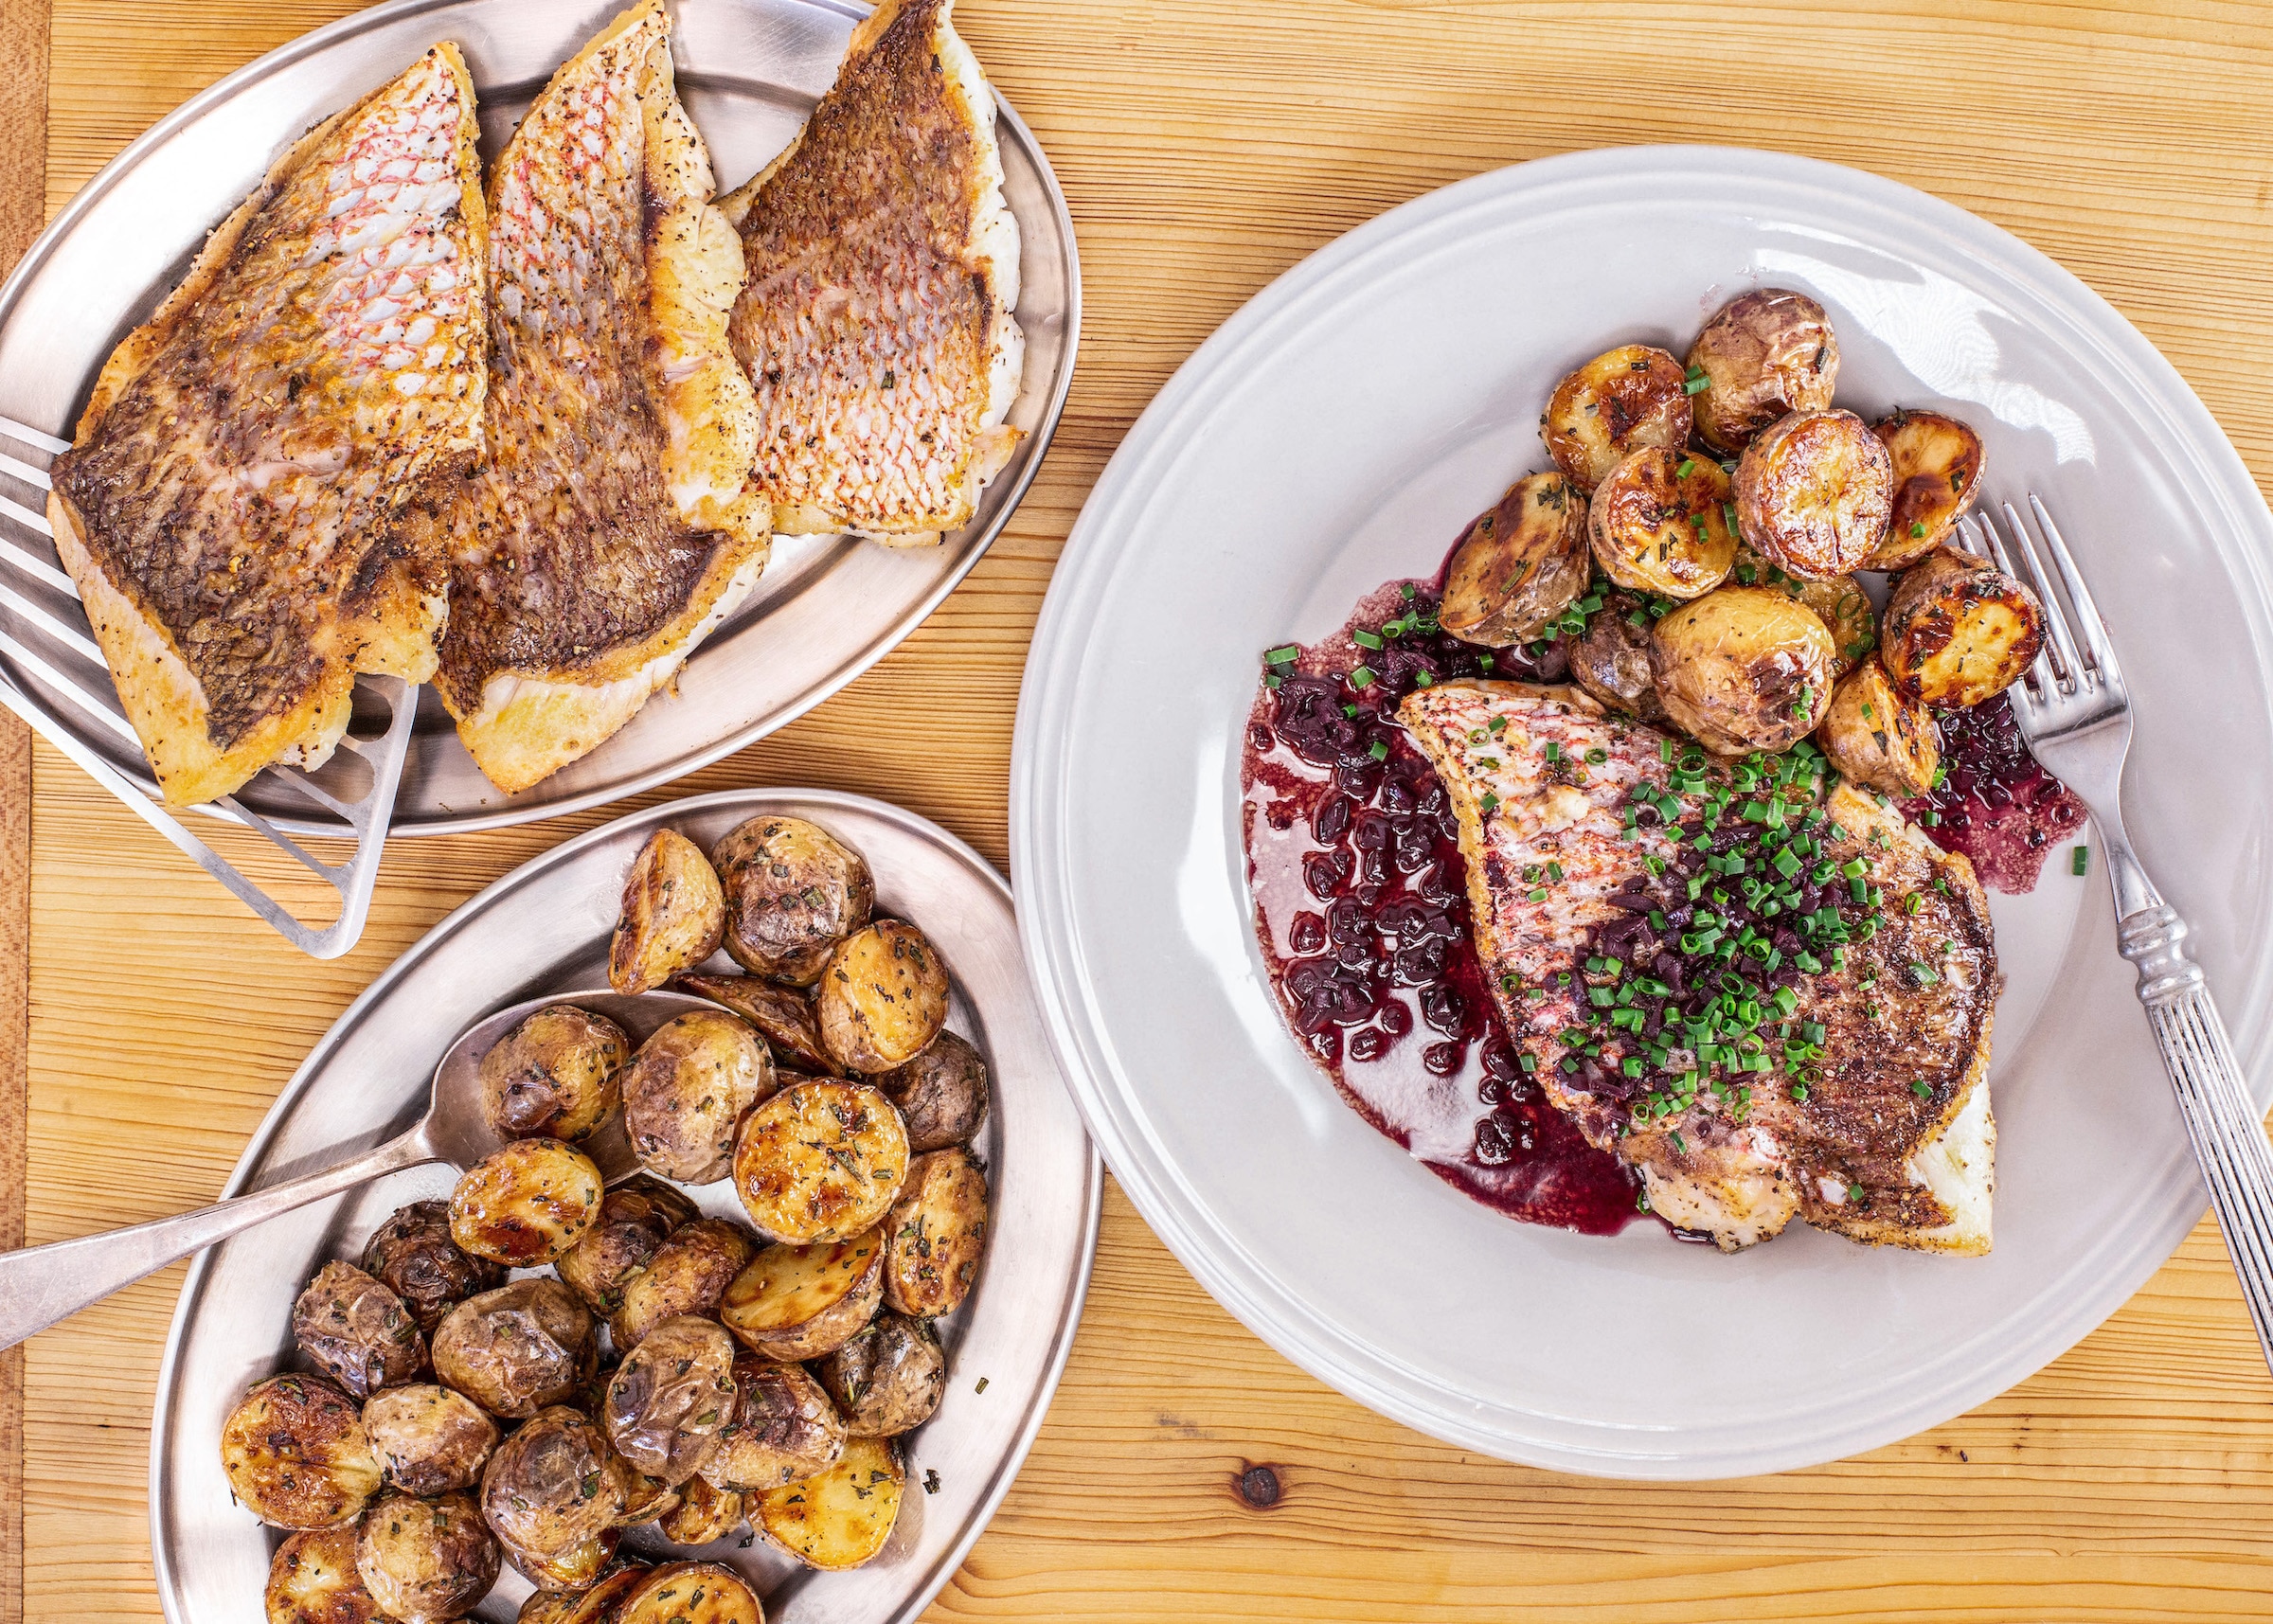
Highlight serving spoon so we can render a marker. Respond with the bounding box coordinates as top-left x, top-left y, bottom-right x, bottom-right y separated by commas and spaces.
0, 988, 708, 1350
